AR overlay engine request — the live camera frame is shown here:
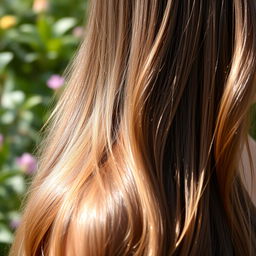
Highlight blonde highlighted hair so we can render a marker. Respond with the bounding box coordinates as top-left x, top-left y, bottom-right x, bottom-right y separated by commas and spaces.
10, 0, 256, 255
